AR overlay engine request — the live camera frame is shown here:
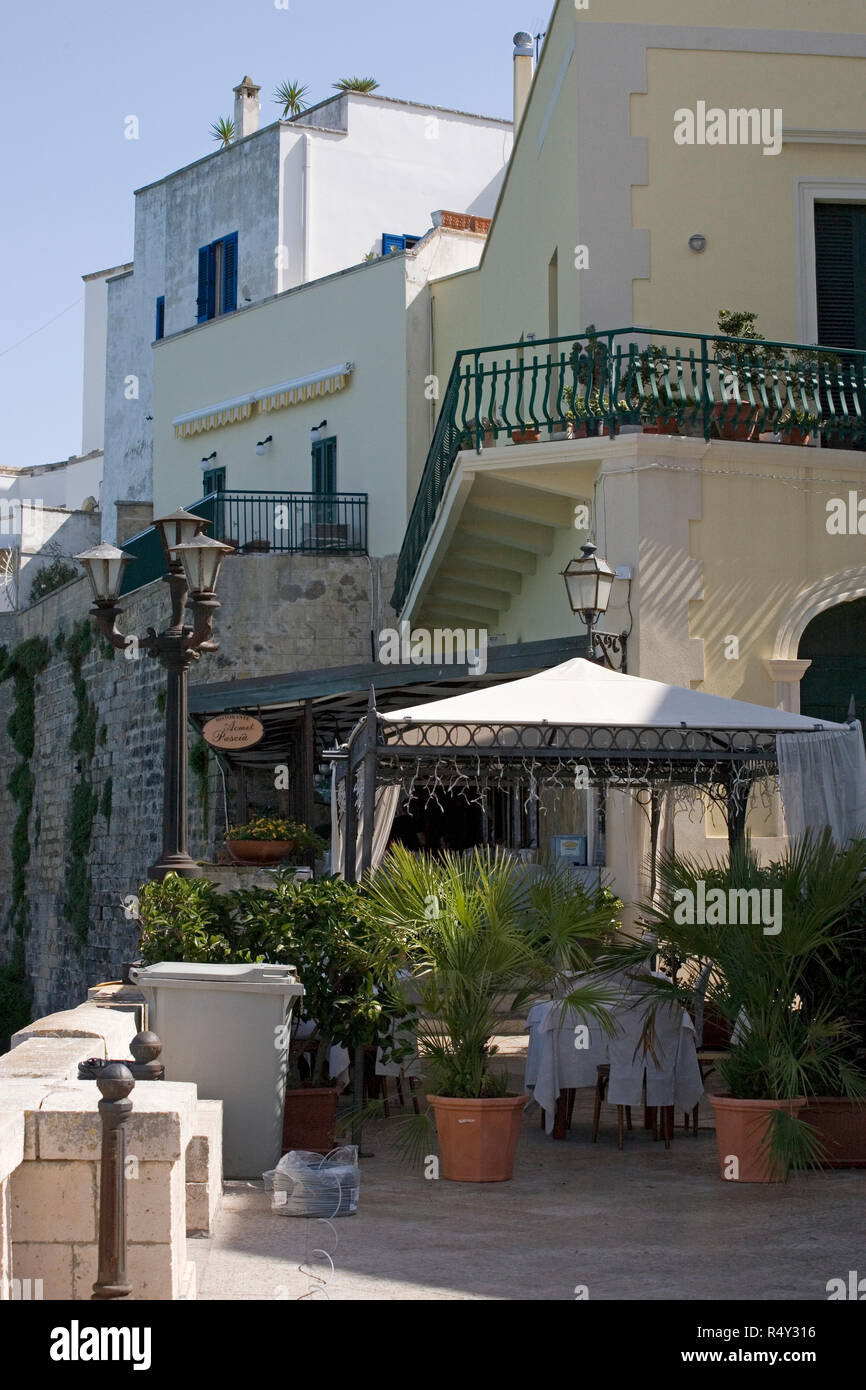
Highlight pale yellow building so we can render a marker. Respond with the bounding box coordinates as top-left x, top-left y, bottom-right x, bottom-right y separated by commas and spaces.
393, 0, 866, 899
